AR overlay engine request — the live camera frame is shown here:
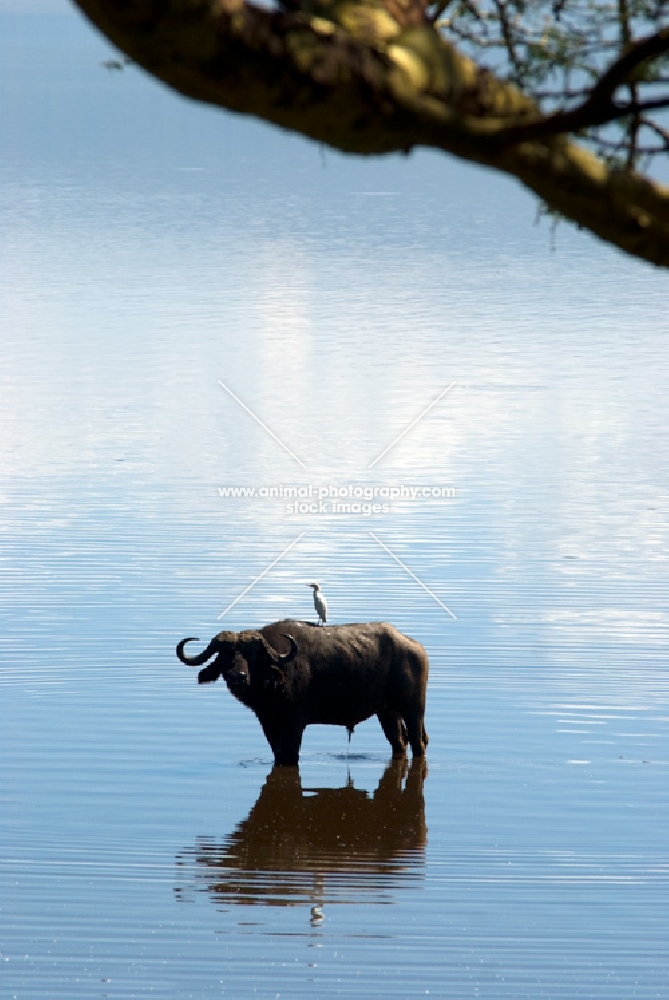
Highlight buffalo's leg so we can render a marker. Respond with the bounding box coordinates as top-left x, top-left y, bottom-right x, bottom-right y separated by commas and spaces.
377, 708, 408, 758
404, 710, 428, 757
259, 715, 305, 767
374, 757, 409, 801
